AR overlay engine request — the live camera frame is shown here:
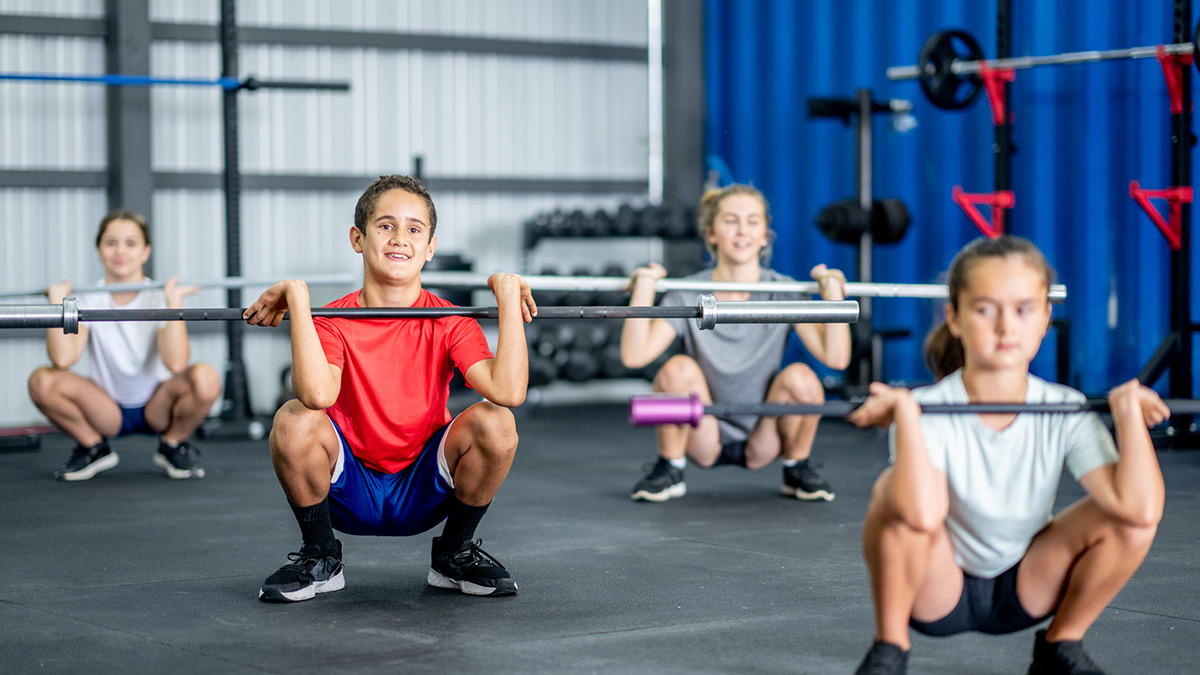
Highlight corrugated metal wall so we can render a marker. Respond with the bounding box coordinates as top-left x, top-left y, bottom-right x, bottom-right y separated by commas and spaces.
0, 0, 650, 425
706, 0, 1200, 395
